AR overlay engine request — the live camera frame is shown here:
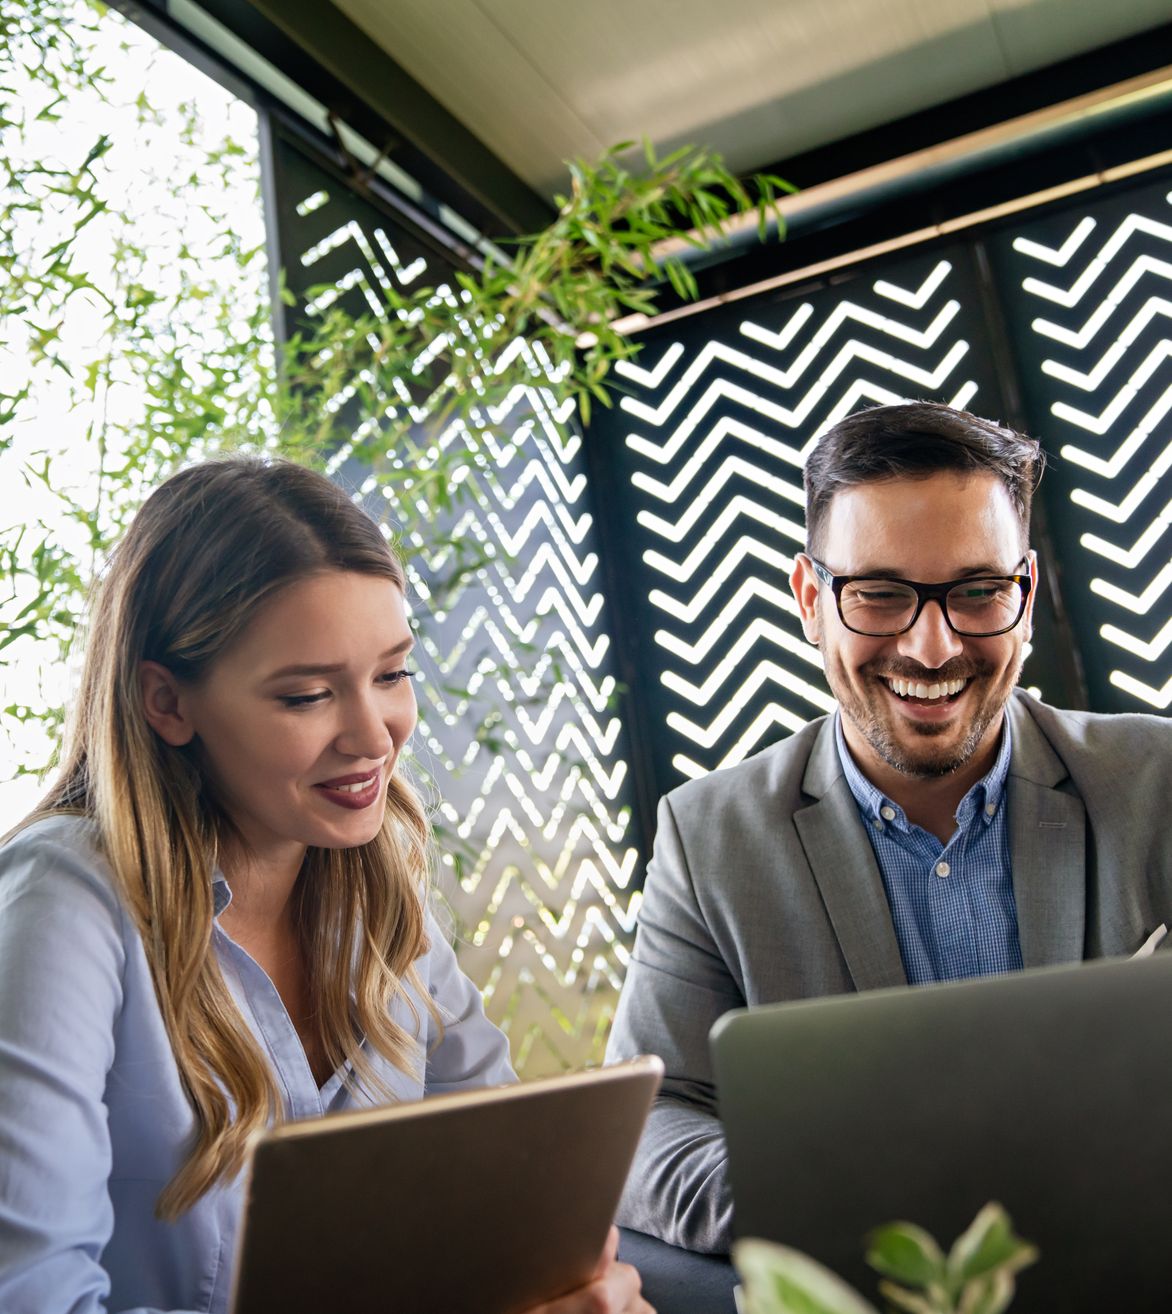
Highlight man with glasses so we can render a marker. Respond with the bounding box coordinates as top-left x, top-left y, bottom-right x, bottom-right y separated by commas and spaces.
606, 400, 1172, 1254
